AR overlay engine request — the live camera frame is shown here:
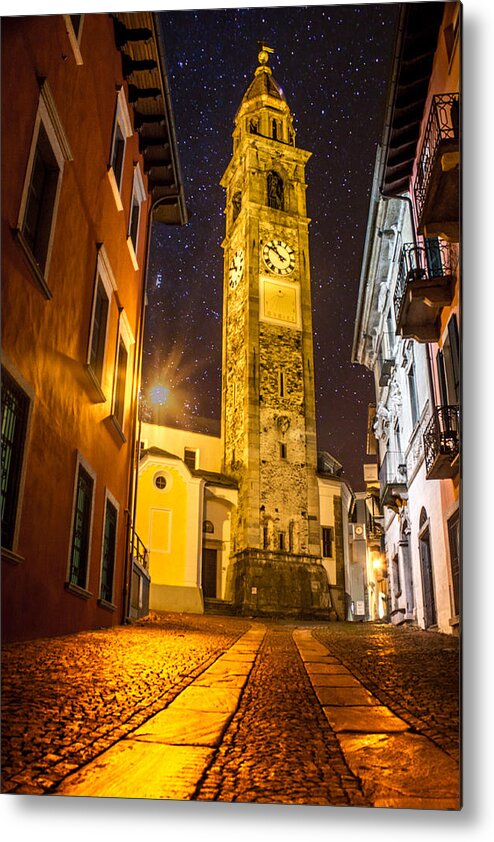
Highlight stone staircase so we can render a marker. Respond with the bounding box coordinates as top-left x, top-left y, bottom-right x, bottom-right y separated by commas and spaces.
204, 598, 237, 616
